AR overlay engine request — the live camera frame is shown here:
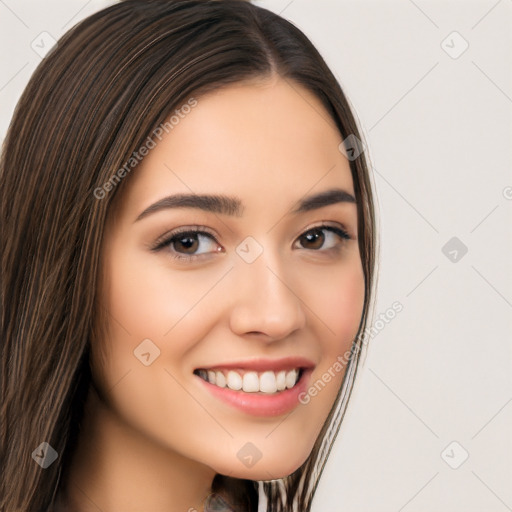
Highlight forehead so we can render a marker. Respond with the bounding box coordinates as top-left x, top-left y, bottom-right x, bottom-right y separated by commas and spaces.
116, 76, 354, 220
